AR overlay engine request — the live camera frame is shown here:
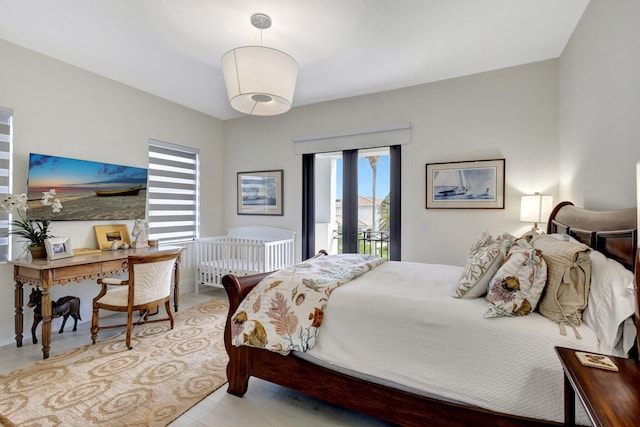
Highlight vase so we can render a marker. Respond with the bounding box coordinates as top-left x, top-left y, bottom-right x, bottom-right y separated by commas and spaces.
28, 245, 47, 259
